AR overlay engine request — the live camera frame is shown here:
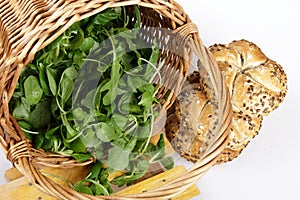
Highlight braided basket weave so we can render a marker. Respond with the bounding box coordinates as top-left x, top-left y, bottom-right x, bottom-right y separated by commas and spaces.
0, 0, 232, 199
